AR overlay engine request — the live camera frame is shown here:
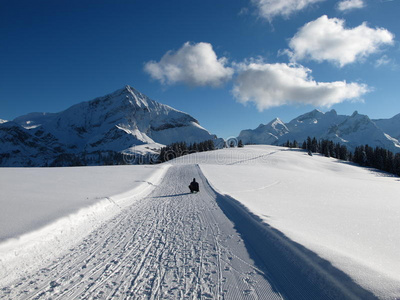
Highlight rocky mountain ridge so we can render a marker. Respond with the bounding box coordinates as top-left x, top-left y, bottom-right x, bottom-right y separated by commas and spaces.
238, 109, 400, 153
0, 86, 221, 167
